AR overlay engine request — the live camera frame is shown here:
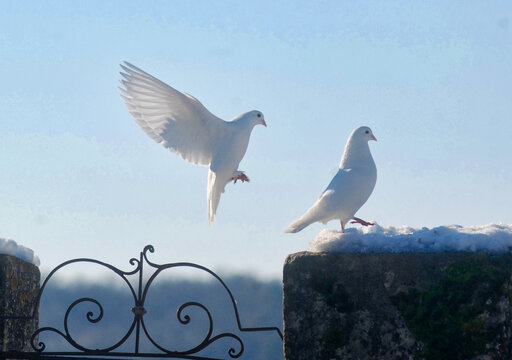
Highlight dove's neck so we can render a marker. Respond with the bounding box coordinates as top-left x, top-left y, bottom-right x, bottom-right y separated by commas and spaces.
339, 139, 374, 169
231, 116, 258, 133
